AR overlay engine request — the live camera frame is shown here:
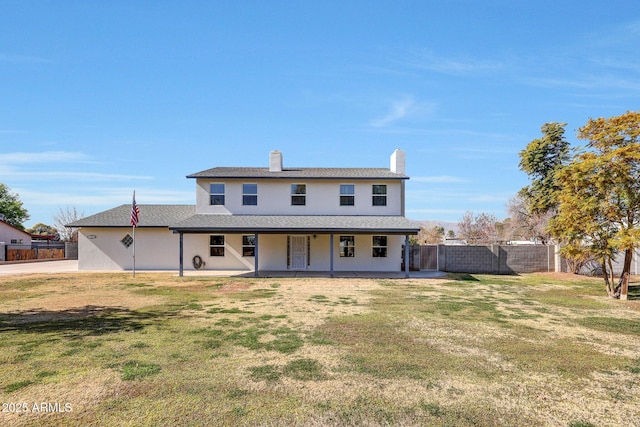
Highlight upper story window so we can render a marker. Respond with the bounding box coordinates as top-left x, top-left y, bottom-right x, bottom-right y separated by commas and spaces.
291, 184, 306, 206
210, 183, 225, 205
243, 183, 258, 206
372, 185, 387, 206
340, 184, 355, 206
